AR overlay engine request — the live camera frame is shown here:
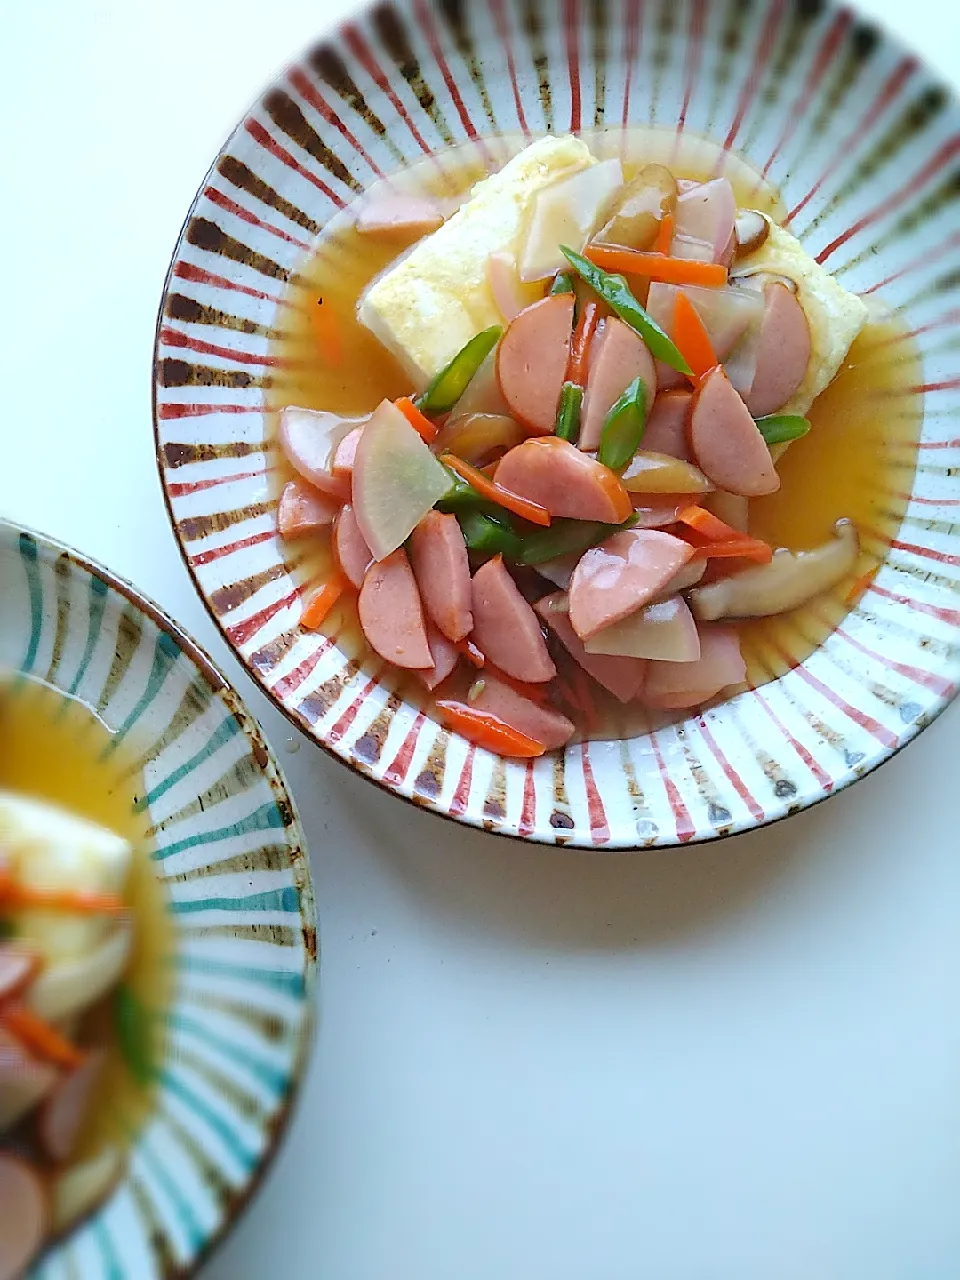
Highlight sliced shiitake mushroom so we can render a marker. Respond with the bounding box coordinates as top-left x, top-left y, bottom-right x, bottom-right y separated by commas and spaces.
732, 209, 770, 258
